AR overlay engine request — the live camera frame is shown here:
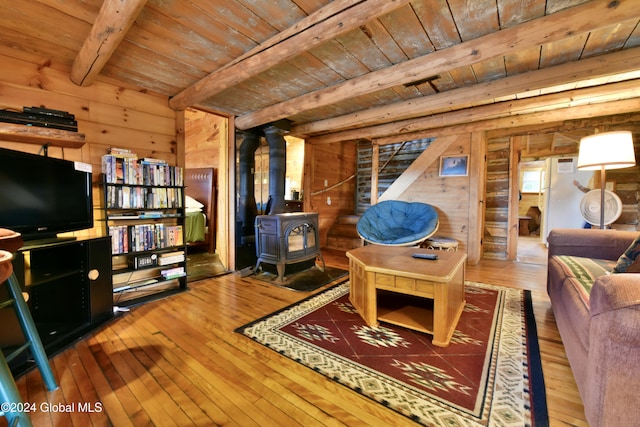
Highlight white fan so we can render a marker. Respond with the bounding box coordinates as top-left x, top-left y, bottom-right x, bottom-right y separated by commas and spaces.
579, 189, 623, 226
